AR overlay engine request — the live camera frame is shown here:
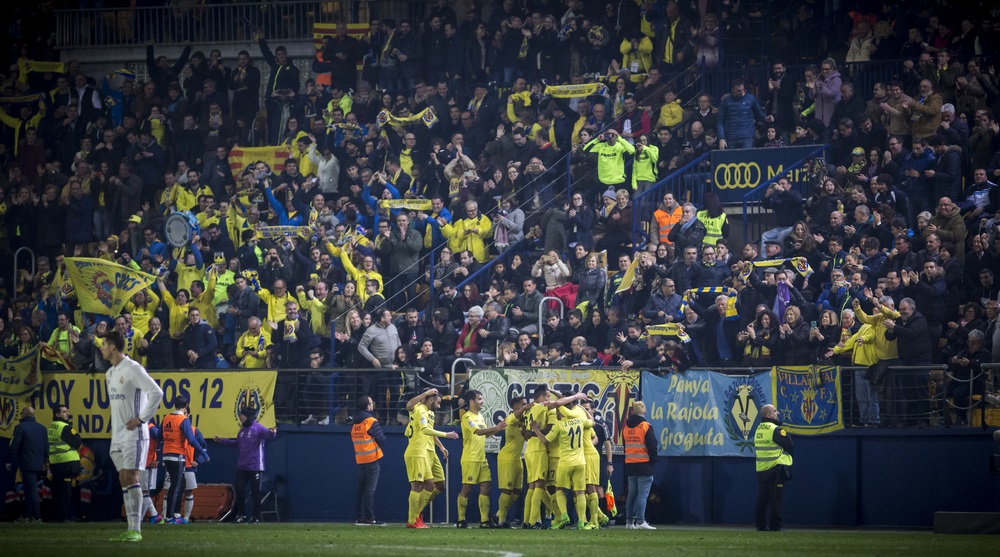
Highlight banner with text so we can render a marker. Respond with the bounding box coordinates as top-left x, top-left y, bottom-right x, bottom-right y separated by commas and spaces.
642, 370, 772, 457
65, 258, 158, 317
0, 347, 39, 398
710, 145, 825, 202
0, 371, 275, 439
772, 366, 844, 435
467, 368, 640, 453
